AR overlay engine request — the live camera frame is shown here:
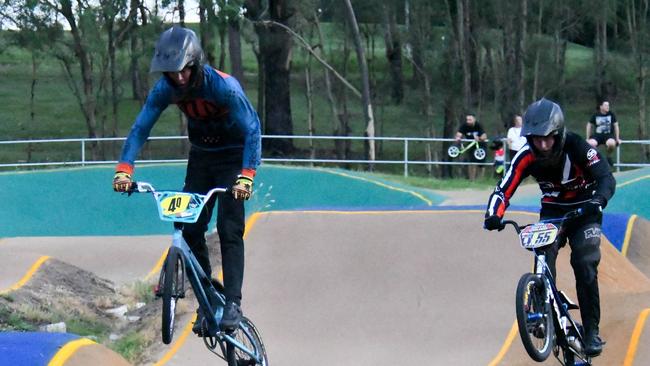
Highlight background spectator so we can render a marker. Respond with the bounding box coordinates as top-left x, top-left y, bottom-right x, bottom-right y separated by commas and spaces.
455, 113, 488, 180
506, 114, 527, 159
587, 100, 621, 165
